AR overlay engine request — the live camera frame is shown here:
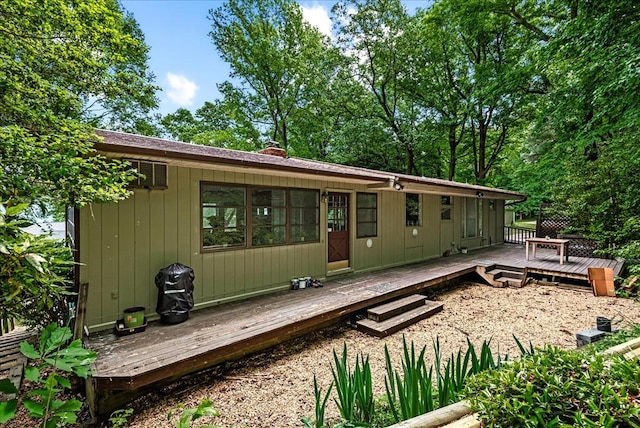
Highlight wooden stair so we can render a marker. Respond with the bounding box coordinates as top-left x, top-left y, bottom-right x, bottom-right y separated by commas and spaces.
0, 328, 37, 397
476, 264, 524, 288
356, 294, 443, 337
